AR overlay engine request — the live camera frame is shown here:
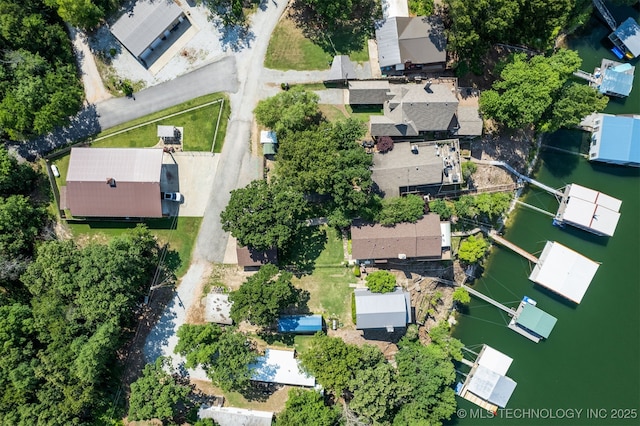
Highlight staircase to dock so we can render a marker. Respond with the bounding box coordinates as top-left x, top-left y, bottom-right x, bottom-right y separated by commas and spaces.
472, 159, 564, 198
573, 69, 599, 84
592, 0, 618, 31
